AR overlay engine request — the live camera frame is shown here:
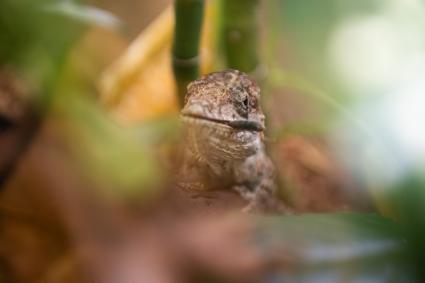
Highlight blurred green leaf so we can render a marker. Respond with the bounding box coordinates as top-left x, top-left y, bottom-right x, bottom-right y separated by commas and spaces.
43, 1, 122, 30
268, 68, 376, 140
257, 213, 413, 282
270, 0, 388, 97
383, 172, 425, 280
0, 0, 120, 102
56, 92, 180, 199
